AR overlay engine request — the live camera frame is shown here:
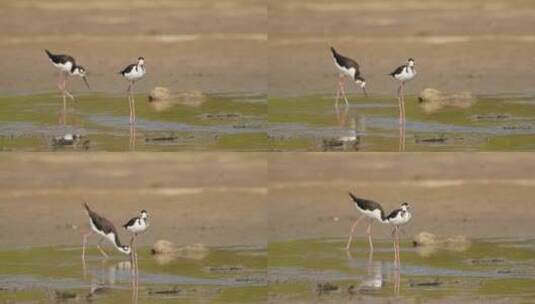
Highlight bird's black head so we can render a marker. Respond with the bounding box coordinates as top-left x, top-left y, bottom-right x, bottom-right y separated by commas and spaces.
401, 202, 410, 210
72, 65, 86, 76
73, 65, 90, 89
119, 245, 132, 255
355, 76, 368, 96
138, 57, 145, 65
408, 58, 415, 66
